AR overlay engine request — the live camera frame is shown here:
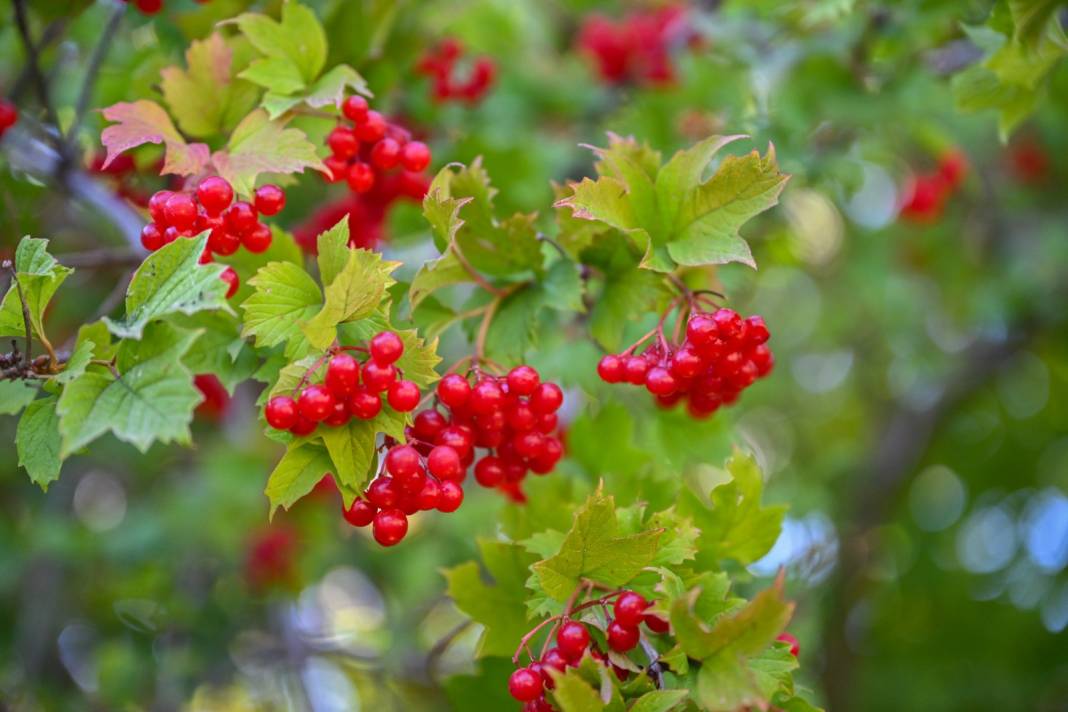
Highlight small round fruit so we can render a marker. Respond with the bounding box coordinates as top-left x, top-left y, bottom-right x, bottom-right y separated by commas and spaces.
643, 612, 670, 634
469, 379, 504, 415
220, 266, 240, 299
416, 478, 440, 510
613, 592, 649, 627
342, 95, 369, 122
347, 162, 375, 193
412, 409, 447, 441
507, 667, 543, 703
385, 445, 422, 479
348, 387, 382, 419
363, 361, 397, 392
507, 365, 540, 396
289, 416, 317, 436
242, 223, 272, 253
435, 426, 474, 460
556, 621, 590, 661
208, 226, 240, 256
623, 356, 650, 385
530, 382, 564, 414
148, 190, 173, 224
387, 380, 420, 412
325, 353, 360, 397
141, 223, 164, 251
342, 497, 376, 527
355, 110, 387, 142
370, 138, 401, 169
401, 141, 431, 172
298, 384, 335, 422
645, 367, 677, 396
427, 445, 463, 481
436, 373, 471, 408
370, 331, 404, 364
265, 395, 298, 430
196, 176, 234, 215
372, 508, 408, 546
163, 192, 198, 230
327, 126, 359, 158
597, 354, 624, 383
366, 477, 399, 508
474, 455, 504, 487
606, 620, 640, 652
436, 480, 464, 512
253, 184, 285, 216
224, 201, 258, 235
